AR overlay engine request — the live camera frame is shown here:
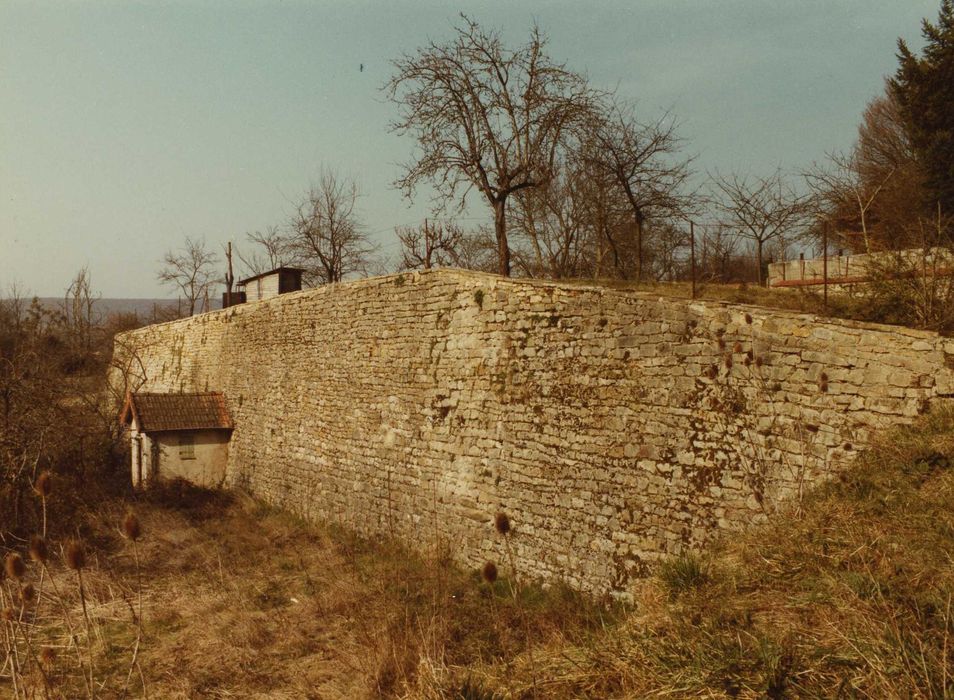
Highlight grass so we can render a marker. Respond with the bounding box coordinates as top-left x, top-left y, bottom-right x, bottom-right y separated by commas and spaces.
4, 480, 618, 698
456, 406, 954, 698
5, 408, 953, 698
554, 276, 931, 331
